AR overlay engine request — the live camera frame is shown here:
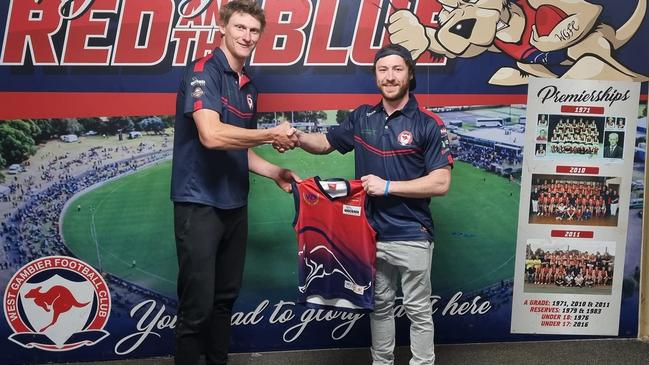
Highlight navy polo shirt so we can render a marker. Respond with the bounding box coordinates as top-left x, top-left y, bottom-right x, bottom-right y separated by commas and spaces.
171, 48, 258, 209
326, 95, 453, 241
